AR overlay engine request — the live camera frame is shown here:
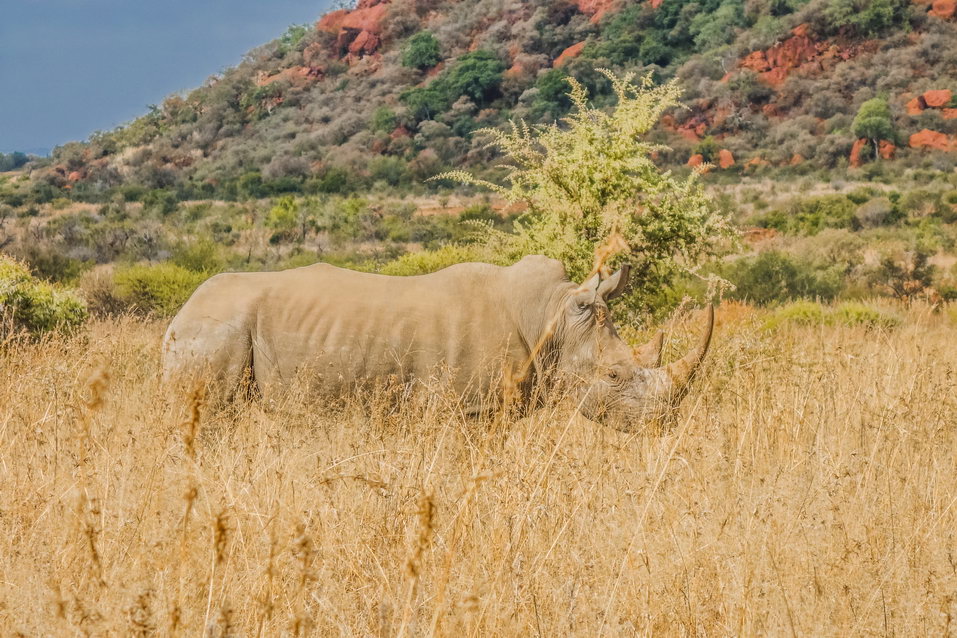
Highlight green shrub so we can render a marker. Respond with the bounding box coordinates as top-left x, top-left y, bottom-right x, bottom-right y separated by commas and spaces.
764, 300, 901, 331
693, 136, 720, 163
820, 0, 910, 37
142, 189, 178, 217
401, 31, 441, 70
855, 197, 900, 228
276, 24, 309, 57
113, 263, 208, 317
170, 237, 226, 273
763, 300, 828, 329
0, 255, 87, 336
379, 244, 497, 276
833, 301, 901, 329
401, 50, 504, 120
533, 70, 573, 119
723, 251, 843, 304
757, 195, 857, 235
370, 107, 398, 133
